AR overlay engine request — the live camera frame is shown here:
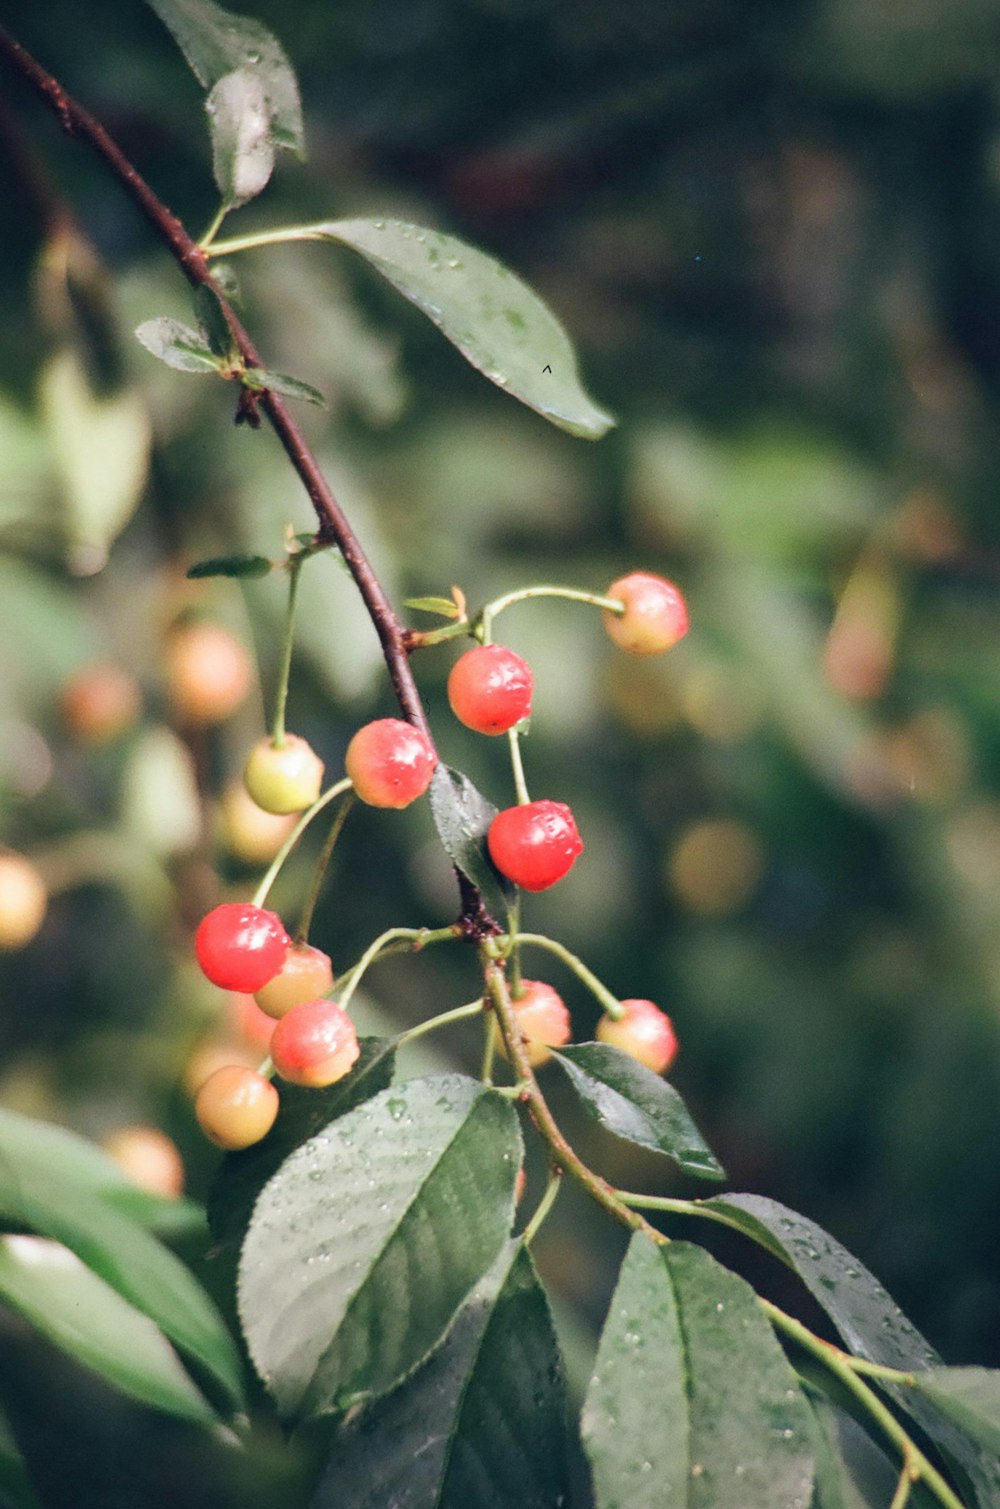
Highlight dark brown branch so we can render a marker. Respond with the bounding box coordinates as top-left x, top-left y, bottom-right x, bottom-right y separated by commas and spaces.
0, 24, 428, 736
